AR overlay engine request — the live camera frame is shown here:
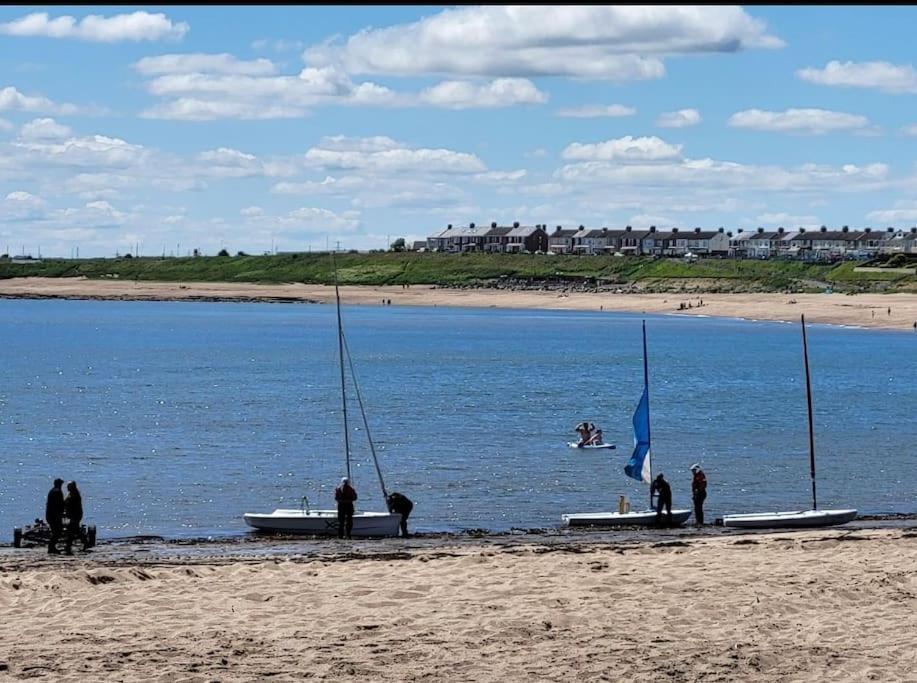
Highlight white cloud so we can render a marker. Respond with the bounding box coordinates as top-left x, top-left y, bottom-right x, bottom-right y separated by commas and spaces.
19, 117, 72, 141
556, 104, 635, 118
0, 86, 83, 115
141, 98, 307, 121
305, 6, 782, 81
797, 60, 917, 94
728, 108, 871, 134
133, 53, 276, 76
12, 134, 149, 168
473, 170, 527, 183
0, 118, 12, 131
419, 78, 547, 109
656, 108, 701, 128
562, 136, 683, 162
901, 124, 917, 136
302, 136, 485, 174
756, 212, 819, 226
242, 206, 362, 235
866, 201, 917, 223
0, 11, 188, 42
